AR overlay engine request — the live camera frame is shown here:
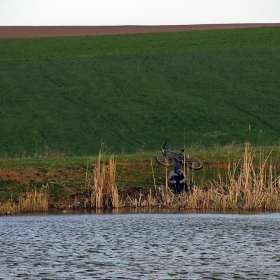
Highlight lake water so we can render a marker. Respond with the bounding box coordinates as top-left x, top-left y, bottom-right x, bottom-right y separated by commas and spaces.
1, 210, 280, 280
